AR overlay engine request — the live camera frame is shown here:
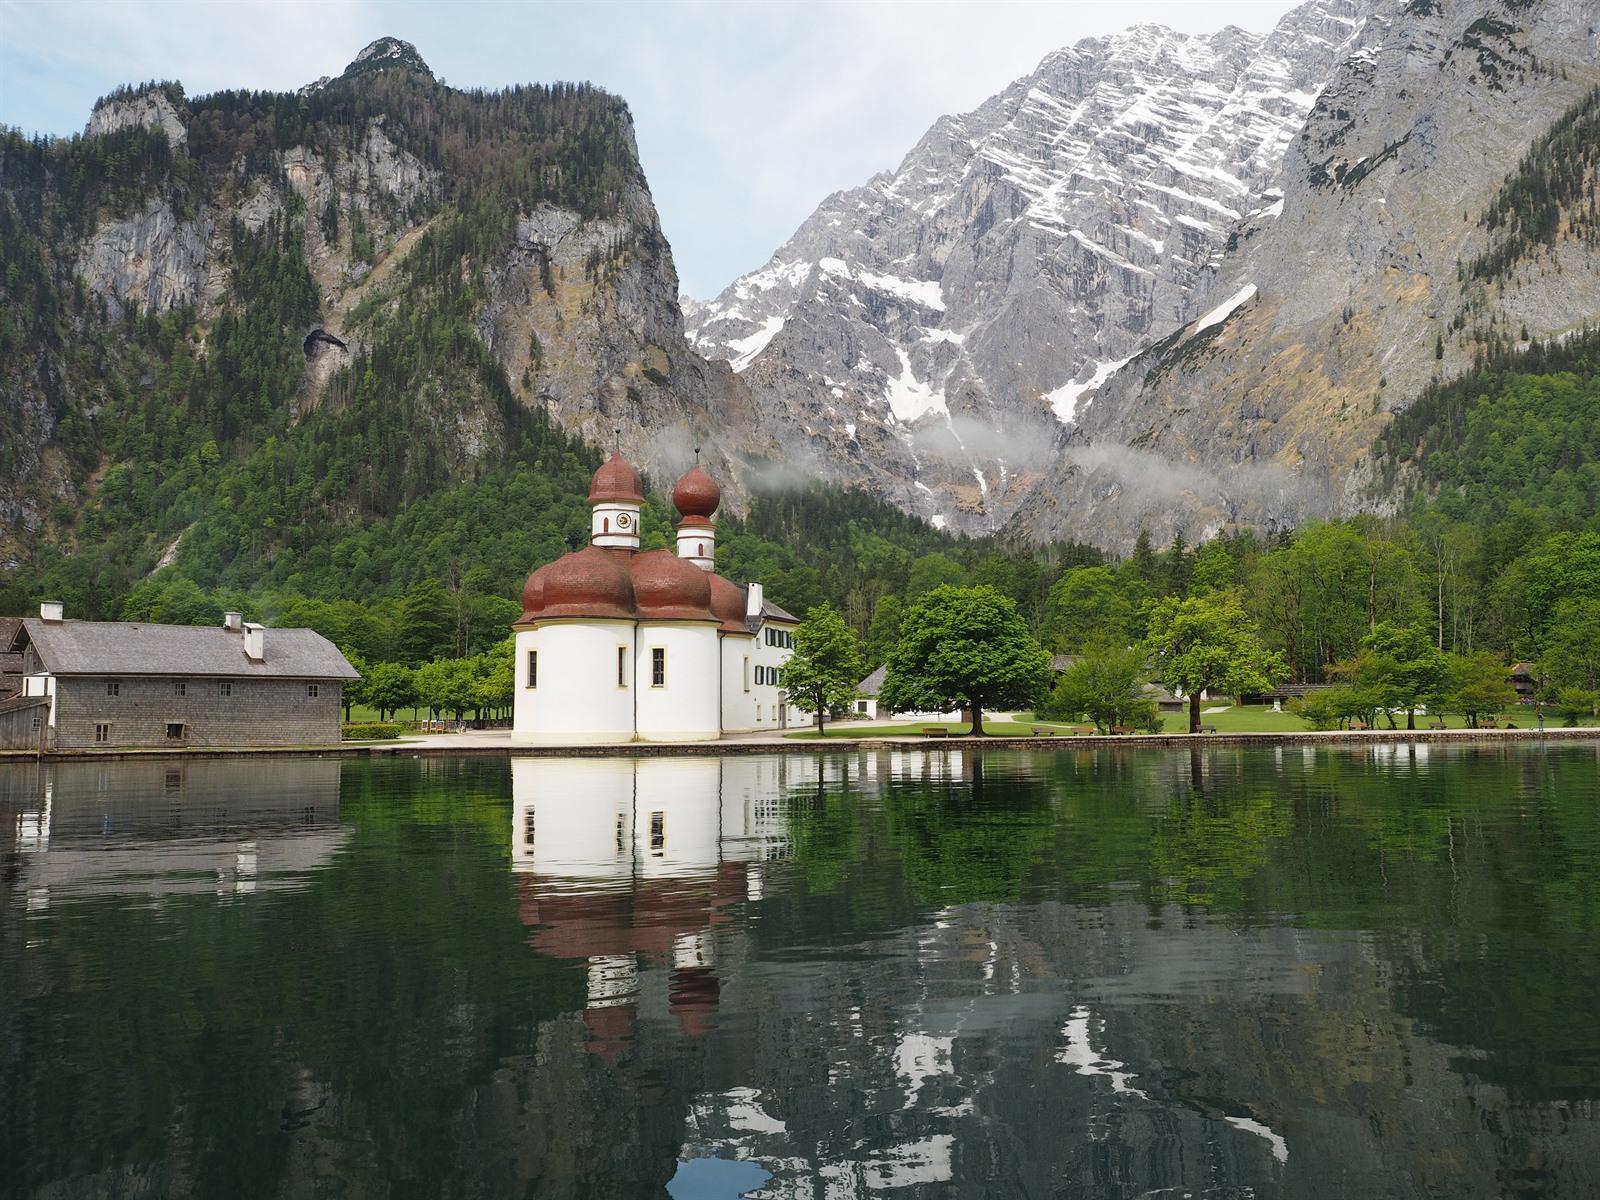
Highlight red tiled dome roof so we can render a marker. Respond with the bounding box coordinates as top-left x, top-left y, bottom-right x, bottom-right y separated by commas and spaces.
708, 573, 750, 634
535, 545, 636, 620
518, 561, 552, 621
672, 465, 721, 521
588, 452, 645, 505
630, 549, 714, 621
